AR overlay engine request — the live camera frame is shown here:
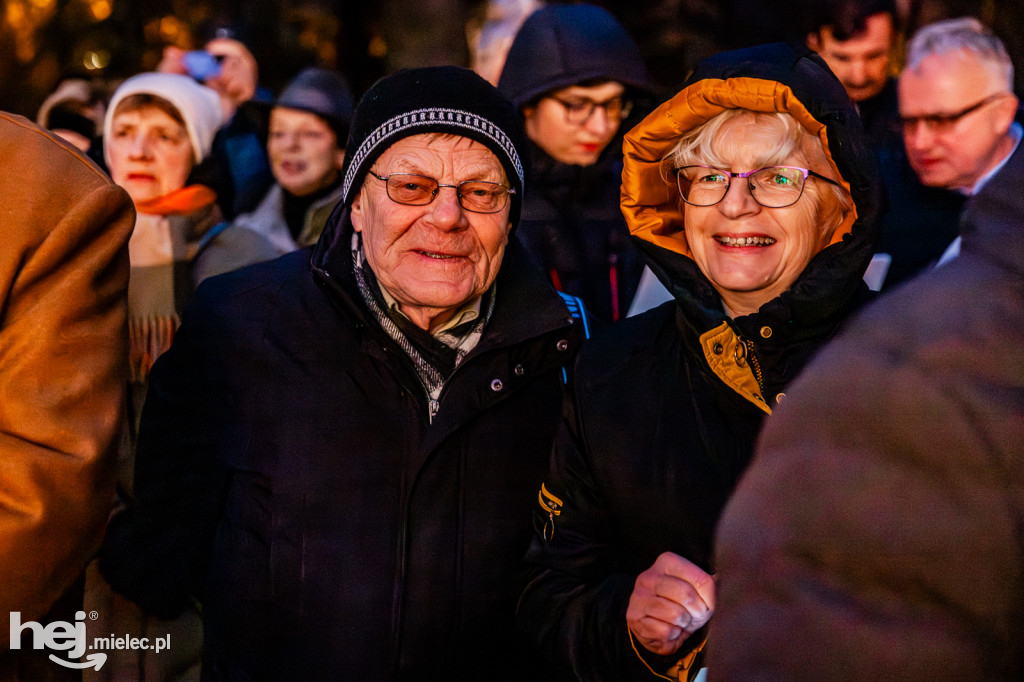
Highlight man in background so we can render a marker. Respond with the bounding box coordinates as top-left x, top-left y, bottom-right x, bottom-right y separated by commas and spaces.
899, 15, 1021, 266
807, 0, 966, 289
